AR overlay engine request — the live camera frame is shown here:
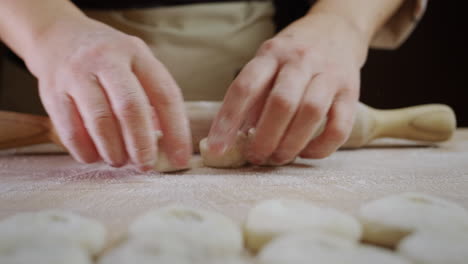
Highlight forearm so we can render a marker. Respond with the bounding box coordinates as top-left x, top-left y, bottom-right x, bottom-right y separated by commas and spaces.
0, 0, 85, 60
307, 0, 405, 44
